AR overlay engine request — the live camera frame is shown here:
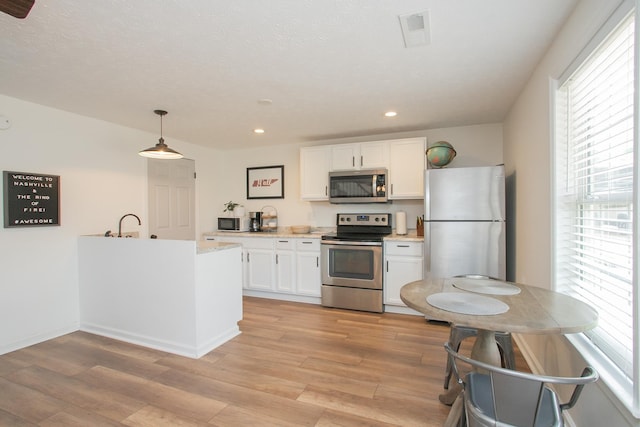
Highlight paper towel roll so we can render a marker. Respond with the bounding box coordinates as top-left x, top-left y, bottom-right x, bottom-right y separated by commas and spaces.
396, 211, 407, 235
